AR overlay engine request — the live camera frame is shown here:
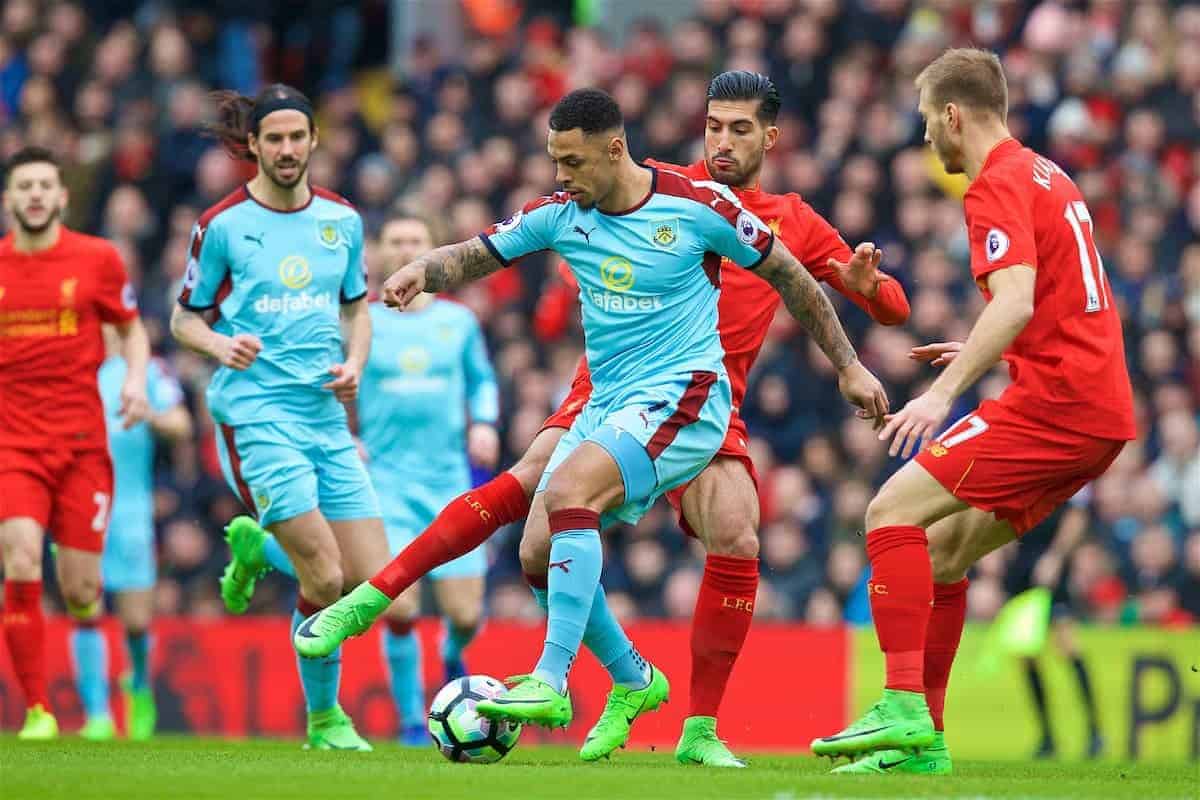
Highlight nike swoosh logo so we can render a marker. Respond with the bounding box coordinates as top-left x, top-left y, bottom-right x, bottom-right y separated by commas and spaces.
820, 725, 890, 742
879, 758, 912, 770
